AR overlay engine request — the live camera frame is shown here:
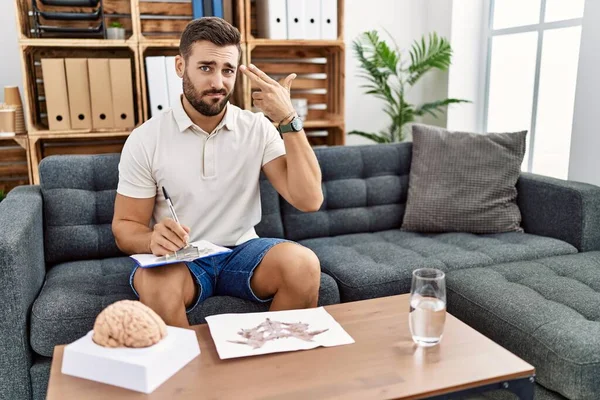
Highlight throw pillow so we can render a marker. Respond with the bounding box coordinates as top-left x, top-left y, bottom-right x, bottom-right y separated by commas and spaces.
401, 124, 527, 234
